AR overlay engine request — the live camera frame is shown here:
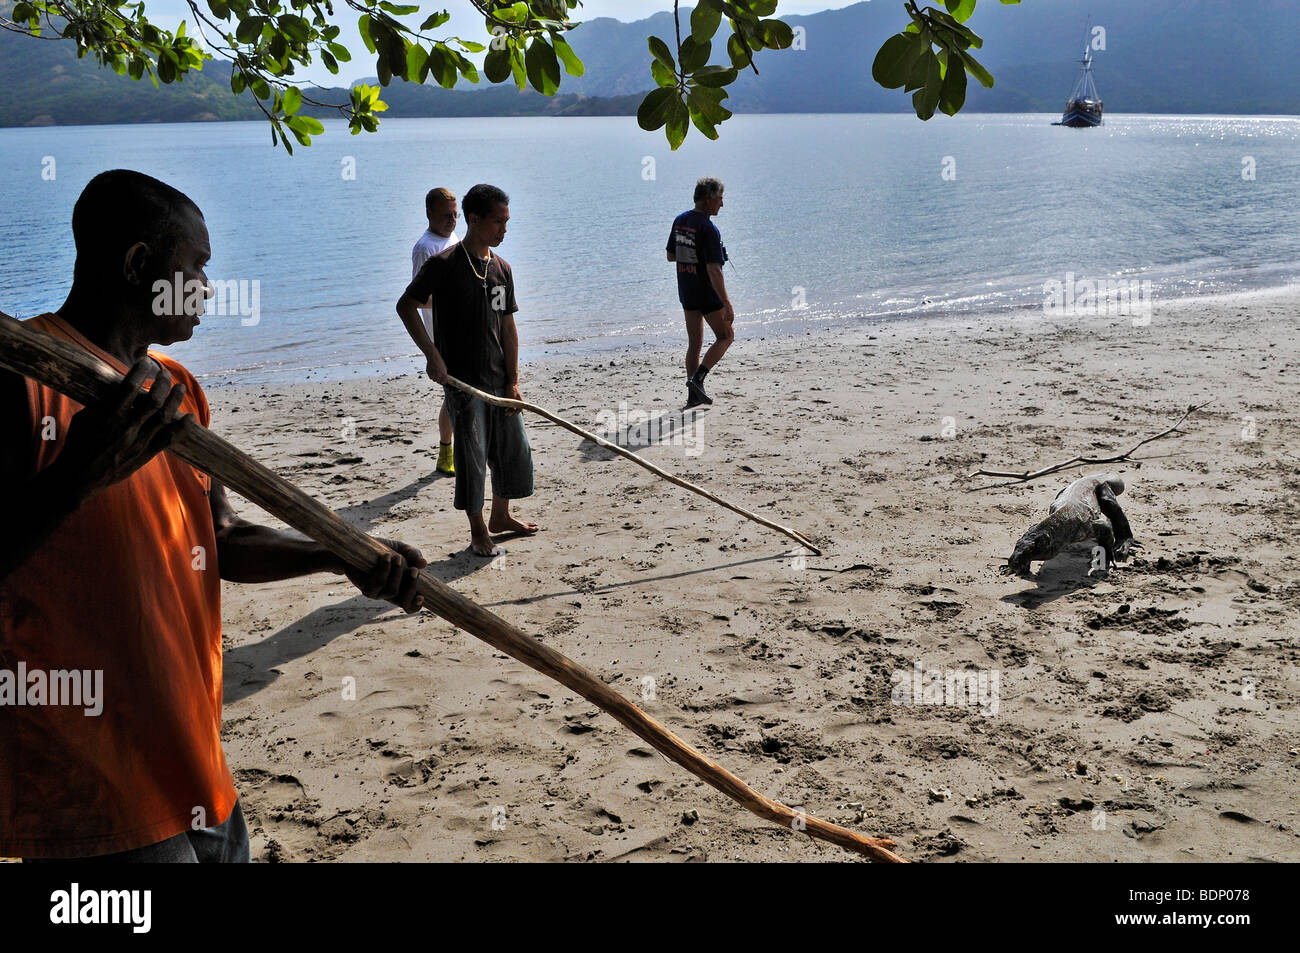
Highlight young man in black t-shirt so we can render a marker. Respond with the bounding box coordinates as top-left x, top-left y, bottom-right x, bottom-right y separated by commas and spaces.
667, 176, 735, 407
397, 184, 538, 557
